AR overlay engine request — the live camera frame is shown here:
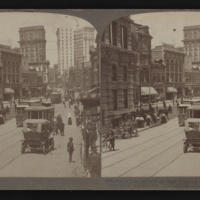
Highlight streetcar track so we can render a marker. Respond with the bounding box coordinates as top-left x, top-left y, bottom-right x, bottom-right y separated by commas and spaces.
0, 103, 79, 171
103, 128, 183, 170
102, 126, 182, 160
119, 140, 183, 177
151, 150, 183, 177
